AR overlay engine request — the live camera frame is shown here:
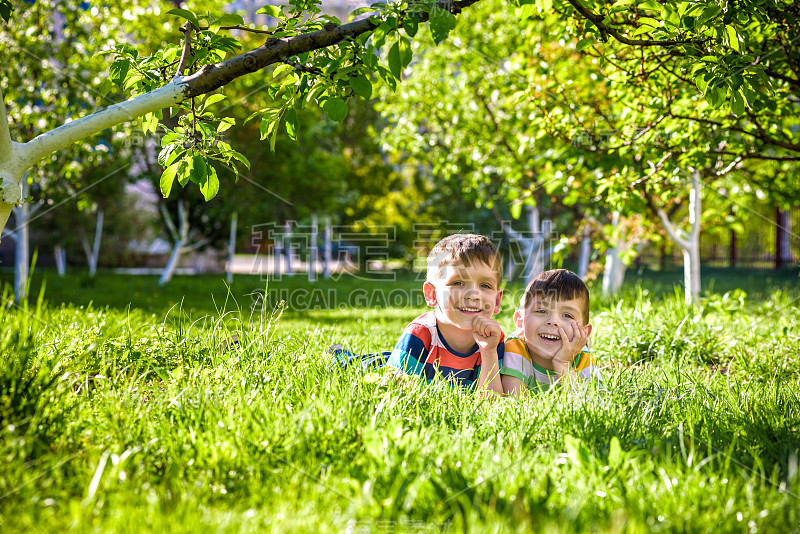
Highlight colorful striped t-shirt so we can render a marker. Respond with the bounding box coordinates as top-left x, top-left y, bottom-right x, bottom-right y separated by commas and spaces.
500, 333, 601, 392
387, 311, 505, 389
